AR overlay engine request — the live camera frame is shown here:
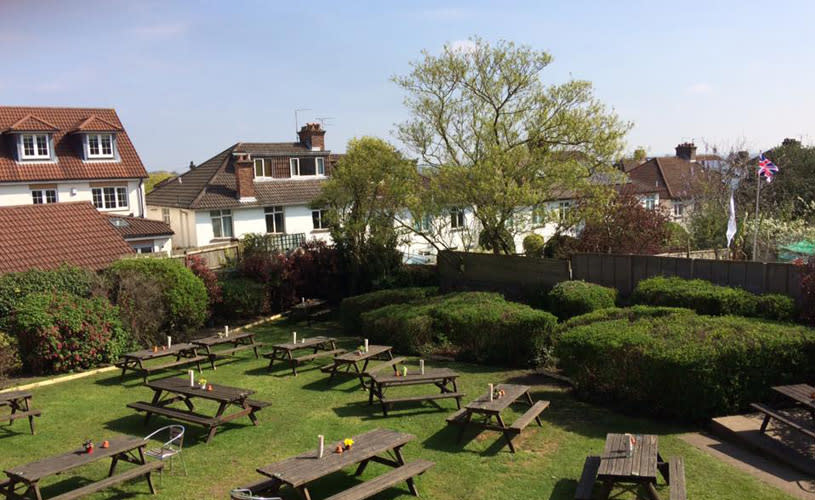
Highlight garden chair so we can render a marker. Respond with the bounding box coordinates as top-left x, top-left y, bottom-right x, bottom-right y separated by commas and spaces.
143, 424, 187, 482
230, 488, 281, 500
